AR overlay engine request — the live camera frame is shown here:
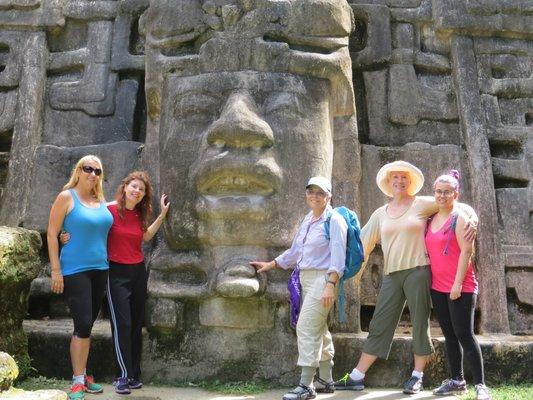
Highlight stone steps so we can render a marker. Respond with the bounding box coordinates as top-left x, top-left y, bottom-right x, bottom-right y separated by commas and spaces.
24, 319, 533, 386
332, 332, 533, 387
23, 319, 116, 380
